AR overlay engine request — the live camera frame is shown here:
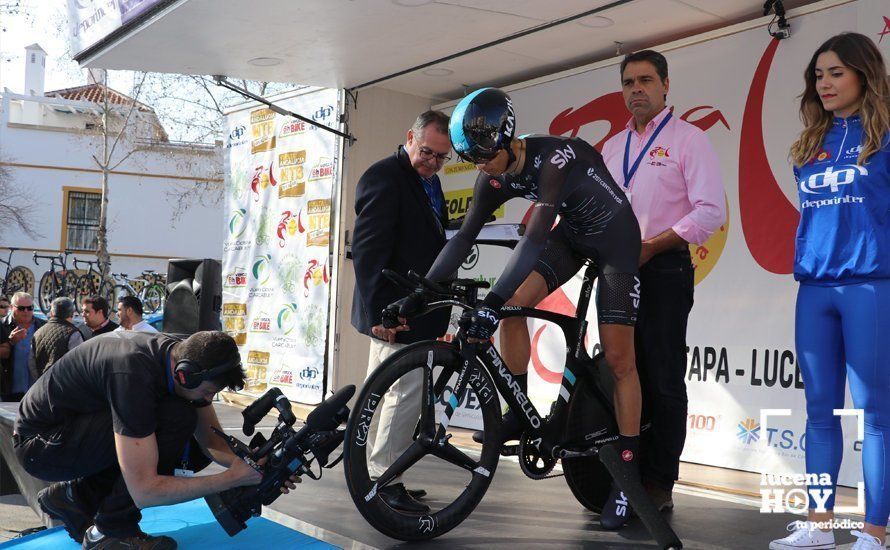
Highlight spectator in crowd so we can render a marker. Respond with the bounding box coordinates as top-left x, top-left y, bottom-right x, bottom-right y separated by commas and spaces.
30, 297, 83, 379
115, 296, 158, 334
0, 292, 45, 401
601, 49, 726, 525
81, 296, 118, 338
0, 295, 10, 319
770, 32, 890, 550
350, 110, 452, 514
